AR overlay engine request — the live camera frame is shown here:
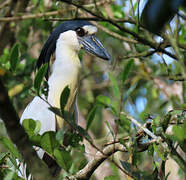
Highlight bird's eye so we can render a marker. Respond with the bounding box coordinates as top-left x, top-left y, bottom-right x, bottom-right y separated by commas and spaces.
76, 27, 85, 37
